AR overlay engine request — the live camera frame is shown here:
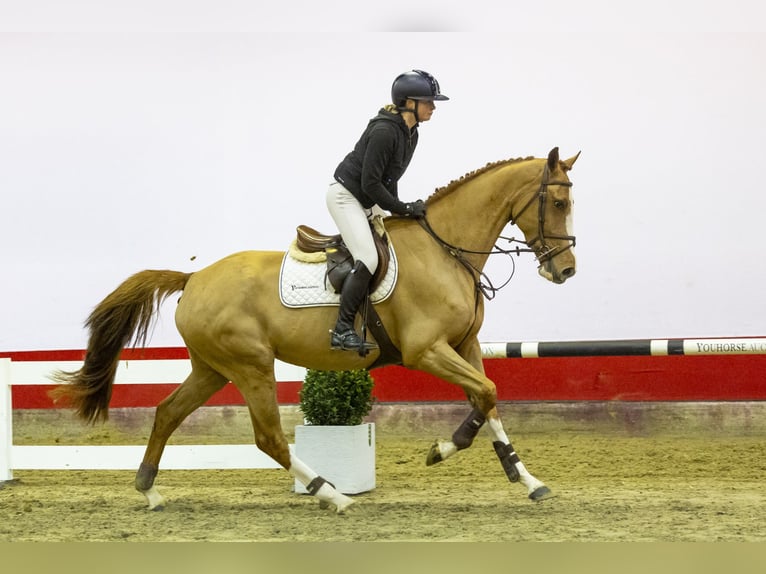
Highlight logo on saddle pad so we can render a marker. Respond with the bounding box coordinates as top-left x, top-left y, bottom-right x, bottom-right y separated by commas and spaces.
279, 230, 398, 309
